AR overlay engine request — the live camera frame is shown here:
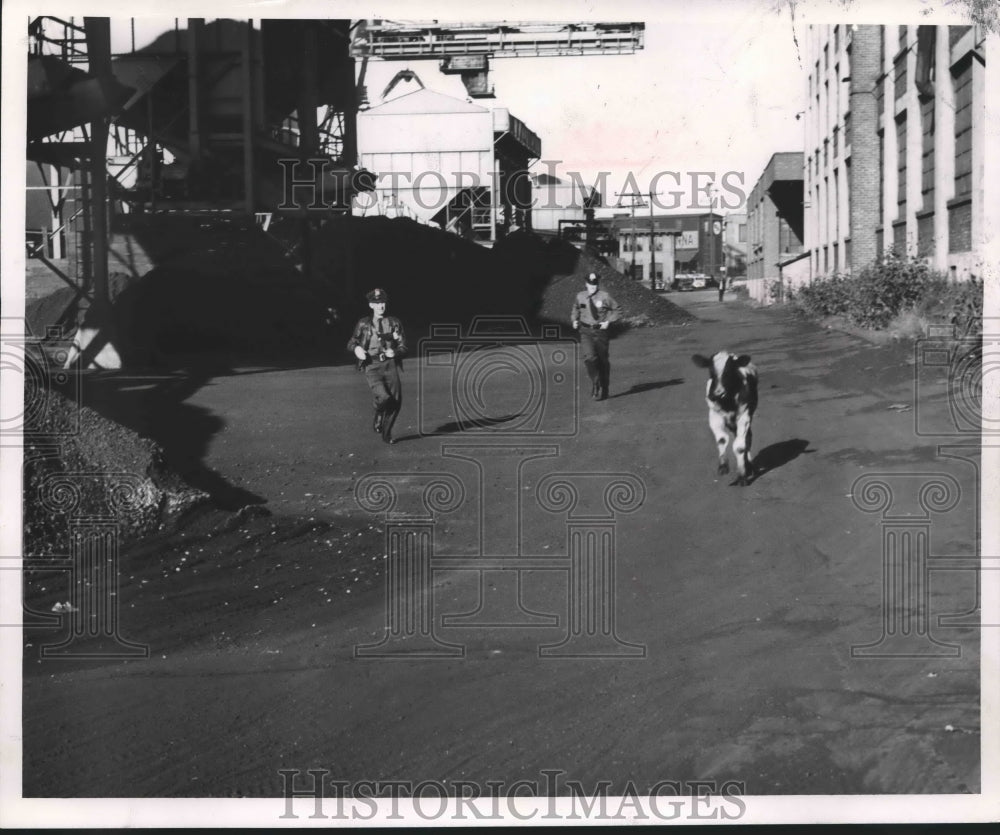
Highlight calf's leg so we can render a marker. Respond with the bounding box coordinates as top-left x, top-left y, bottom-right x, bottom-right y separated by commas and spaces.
708, 409, 730, 475
733, 411, 754, 485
